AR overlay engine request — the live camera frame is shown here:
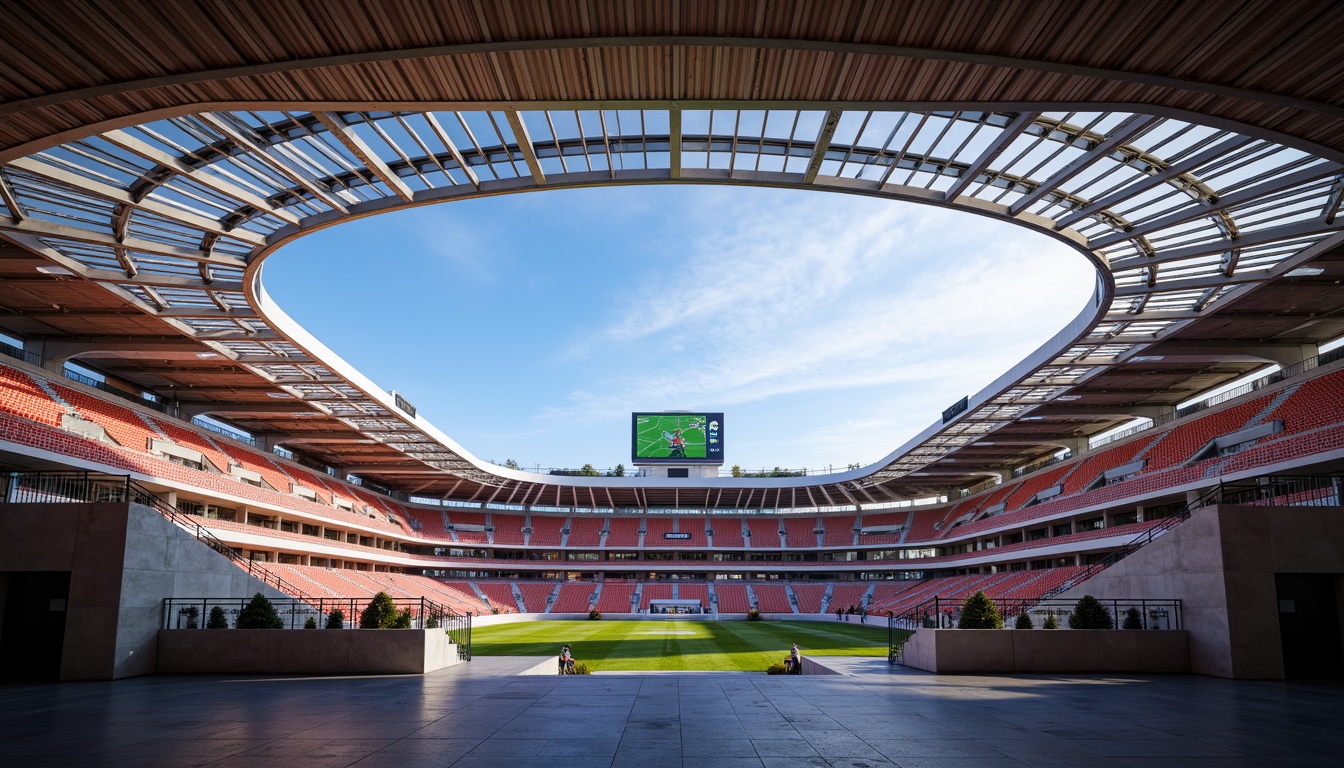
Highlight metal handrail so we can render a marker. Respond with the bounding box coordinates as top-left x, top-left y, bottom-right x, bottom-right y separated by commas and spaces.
885, 473, 1341, 662
1, 470, 314, 602
162, 595, 472, 659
